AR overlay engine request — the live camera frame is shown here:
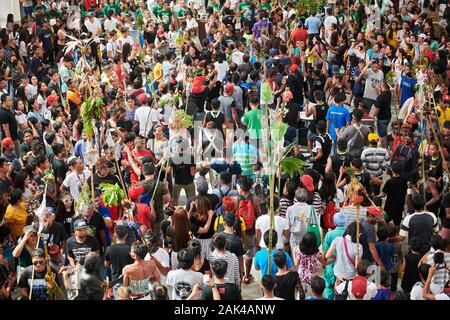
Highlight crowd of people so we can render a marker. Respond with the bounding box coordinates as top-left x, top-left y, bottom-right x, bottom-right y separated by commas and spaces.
0, 0, 450, 301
